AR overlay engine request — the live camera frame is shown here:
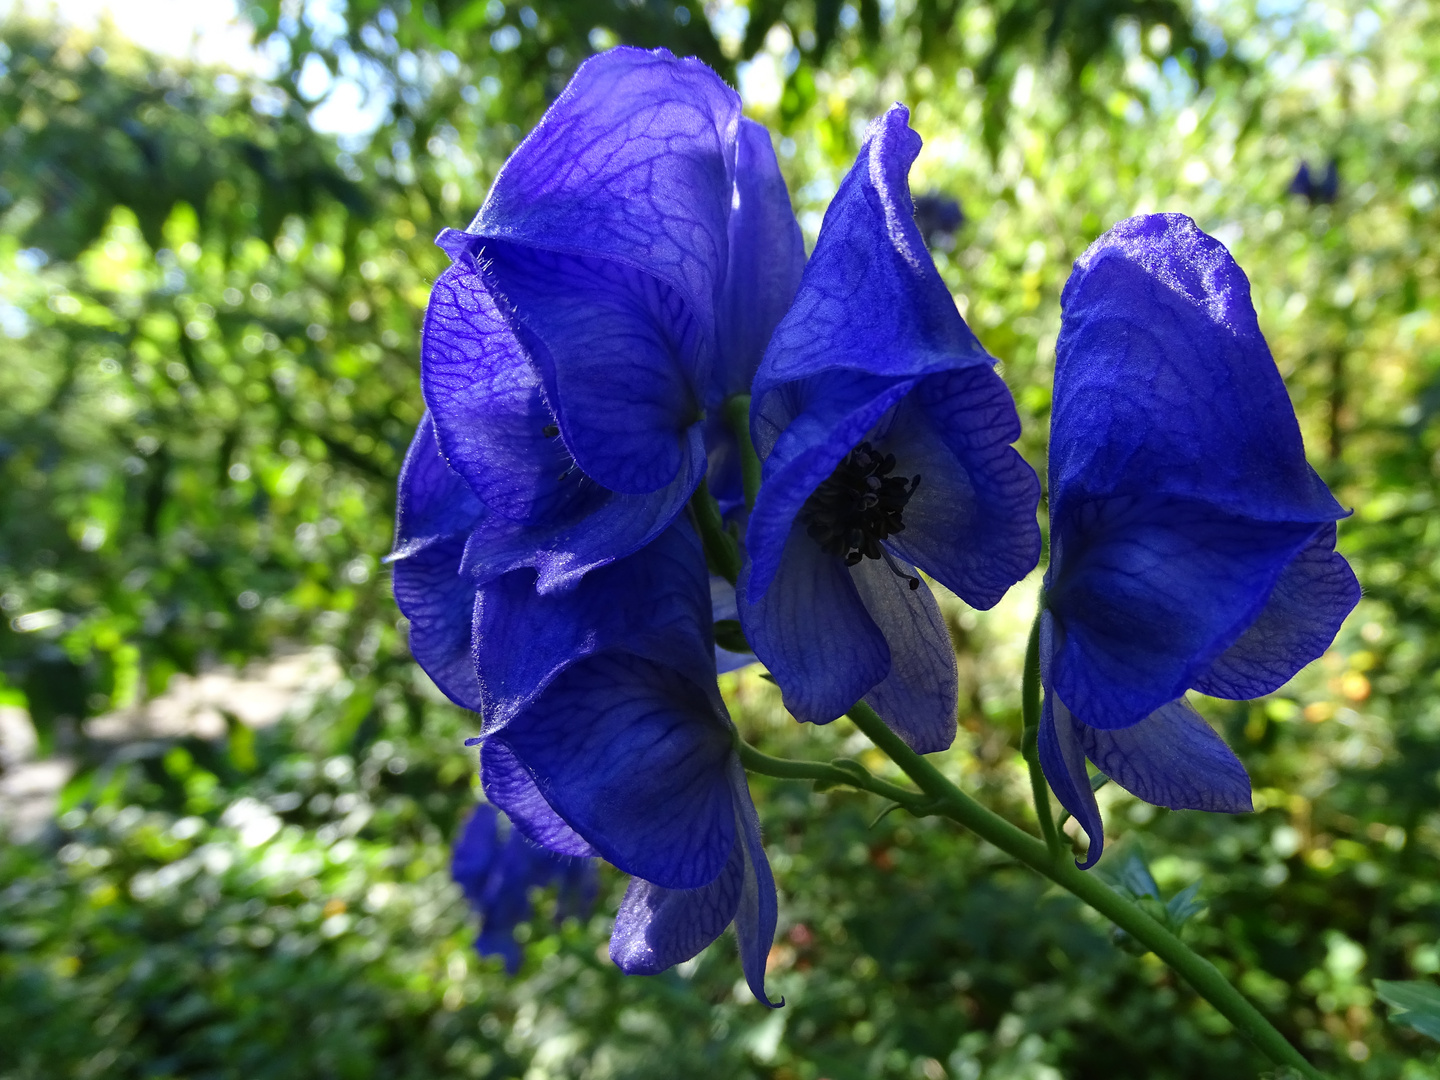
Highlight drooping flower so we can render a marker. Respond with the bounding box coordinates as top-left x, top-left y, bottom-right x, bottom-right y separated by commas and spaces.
451, 801, 597, 973
1039, 213, 1361, 867
468, 521, 780, 1005
414, 46, 802, 594
736, 105, 1042, 752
